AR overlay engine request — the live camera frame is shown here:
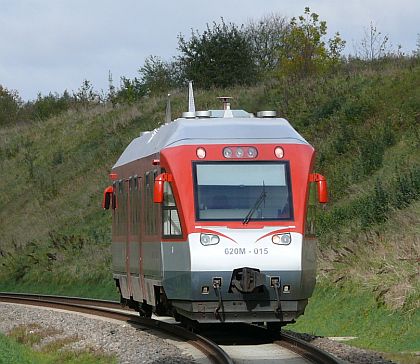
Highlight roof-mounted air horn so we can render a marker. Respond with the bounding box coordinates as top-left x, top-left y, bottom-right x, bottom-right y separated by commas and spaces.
217, 96, 233, 118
